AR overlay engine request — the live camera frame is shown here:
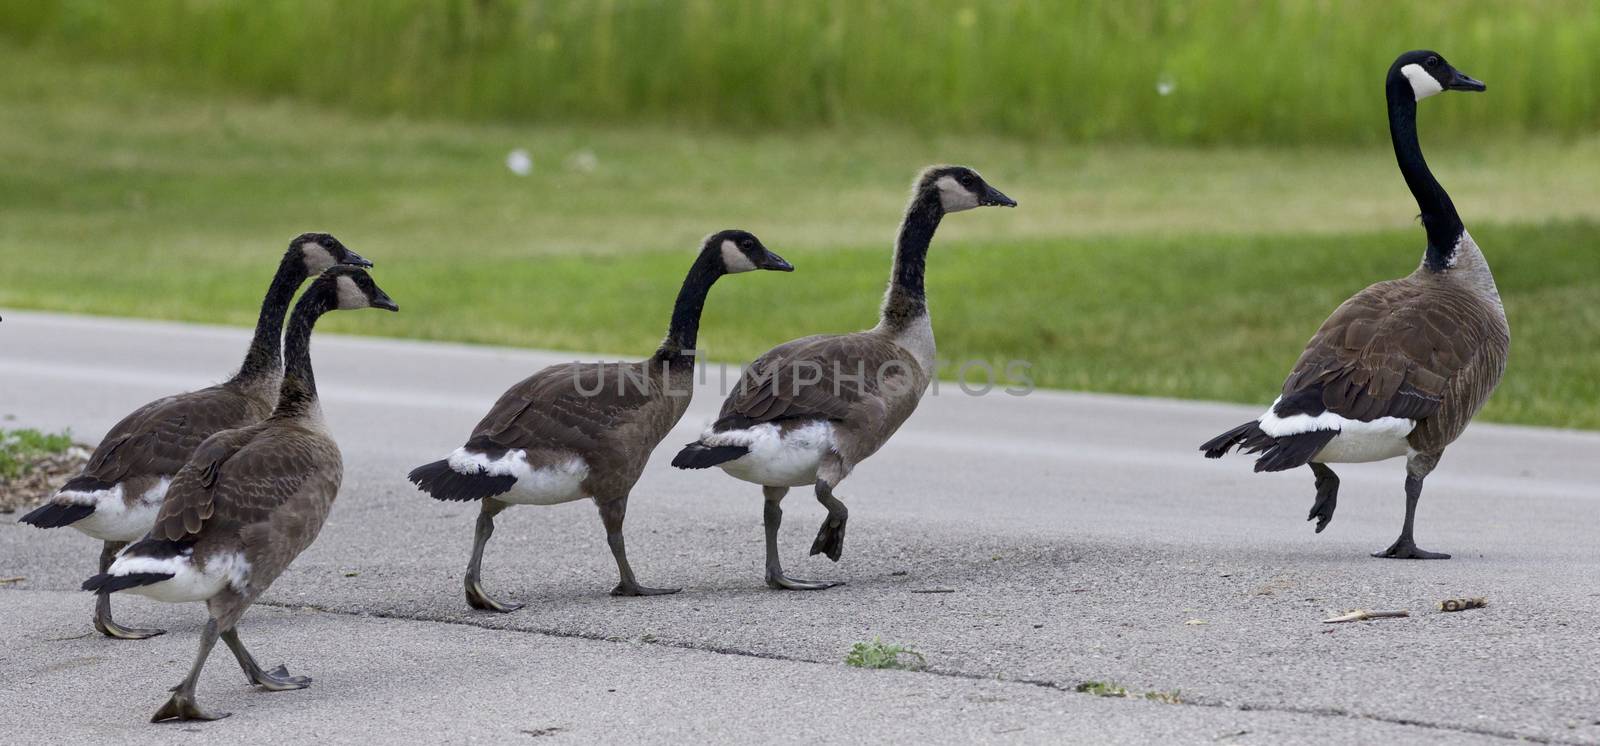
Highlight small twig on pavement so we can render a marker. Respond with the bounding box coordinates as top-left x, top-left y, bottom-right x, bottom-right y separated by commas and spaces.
1322, 609, 1409, 623
1439, 597, 1488, 612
